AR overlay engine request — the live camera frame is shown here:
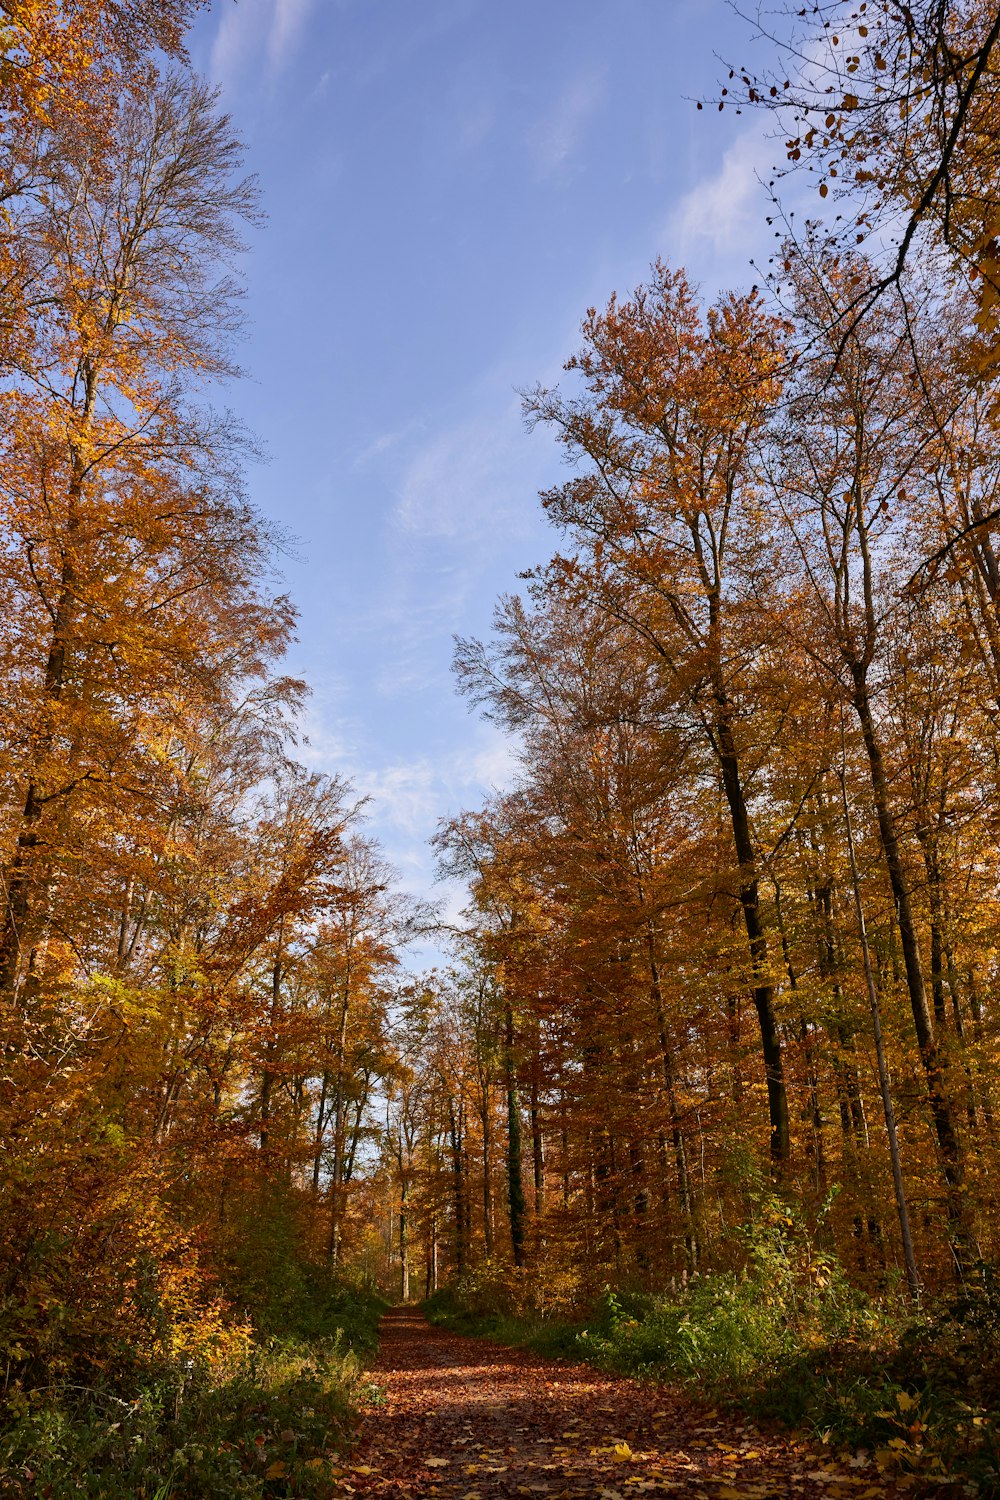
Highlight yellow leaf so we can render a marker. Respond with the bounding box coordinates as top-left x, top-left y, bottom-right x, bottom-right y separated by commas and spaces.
896, 1391, 916, 1412
264, 1460, 286, 1479
613, 1442, 633, 1461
